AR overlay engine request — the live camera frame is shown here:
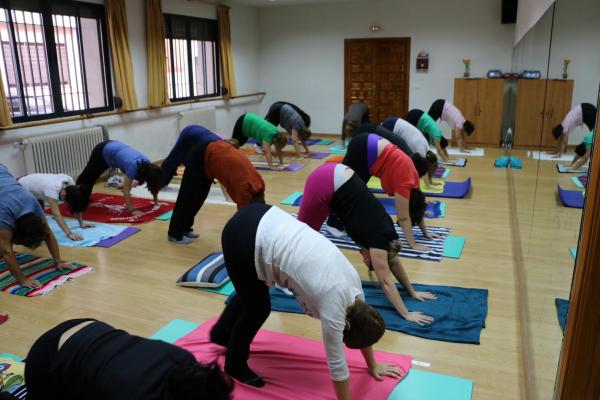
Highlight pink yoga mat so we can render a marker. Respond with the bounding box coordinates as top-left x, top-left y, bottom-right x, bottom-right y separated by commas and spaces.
175, 317, 412, 400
